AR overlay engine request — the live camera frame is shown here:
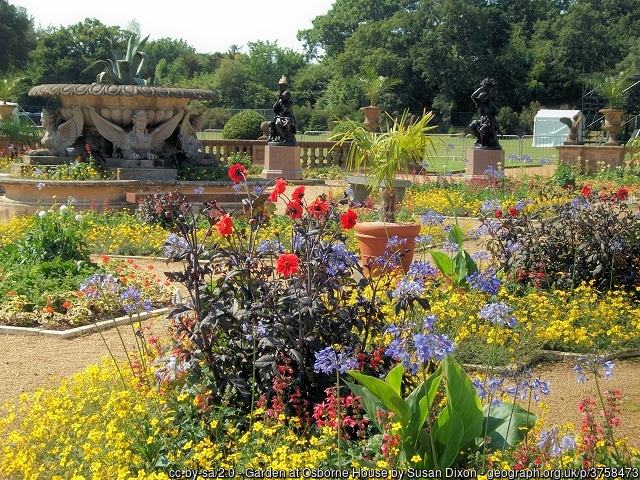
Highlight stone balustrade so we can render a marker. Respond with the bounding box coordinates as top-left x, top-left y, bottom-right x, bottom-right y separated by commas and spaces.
198, 139, 350, 169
